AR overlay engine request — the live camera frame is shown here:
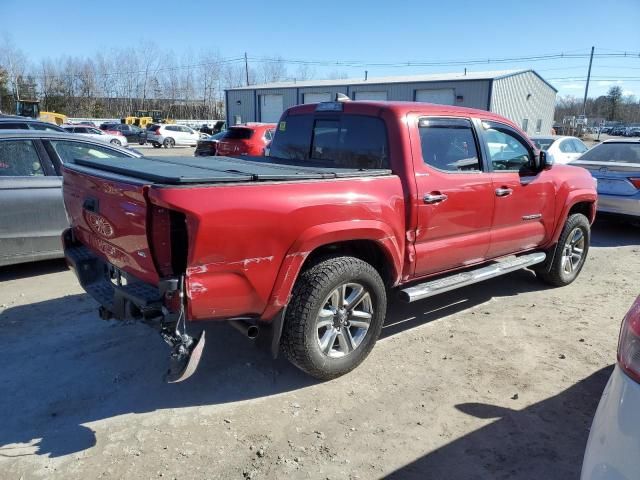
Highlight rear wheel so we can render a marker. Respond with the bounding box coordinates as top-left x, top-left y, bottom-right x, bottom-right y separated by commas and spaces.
163, 137, 175, 148
110, 139, 121, 146
281, 256, 387, 380
536, 213, 590, 287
